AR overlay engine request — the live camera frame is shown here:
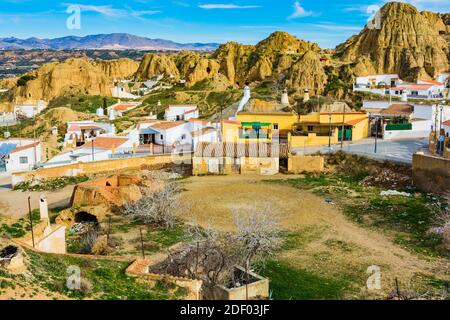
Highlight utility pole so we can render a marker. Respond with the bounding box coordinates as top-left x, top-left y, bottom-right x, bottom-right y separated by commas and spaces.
91, 140, 95, 162
28, 196, 35, 248
139, 228, 145, 259
374, 116, 379, 154
328, 113, 332, 152
340, 104, 346, 150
